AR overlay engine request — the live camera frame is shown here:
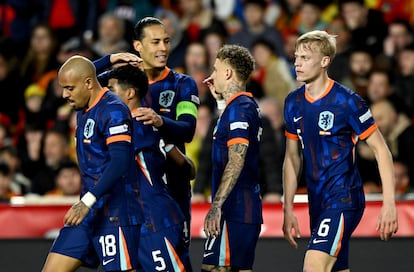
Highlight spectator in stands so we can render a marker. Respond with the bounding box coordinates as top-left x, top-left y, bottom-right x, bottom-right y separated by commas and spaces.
202, 29, 226, 72
371, 98, 414, 185
183, 42, 209, 75
30, 128, 71, 195
32, 0, 99, 45
395, 43, 414, 118
274, 0, 303, 40
283, 30, 300, 79
228, 0, 285, 58
327, 15, 353, 82
393, 159, 413, 199
339, 0, 387, 57
90, 12, 131, 57
0, 161, 20, 202
18, 121, 45, 183
0, 39, 25, 137
45, 160, 81, 196
0, 146, 31, 195
377, 18, 414, 73
250, 38, 295, 106
297, 0, 327, 35
340, 48, 374, 99
178, 0, 227, 43
366, 69, 395, 105
19, 23, 59, 90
